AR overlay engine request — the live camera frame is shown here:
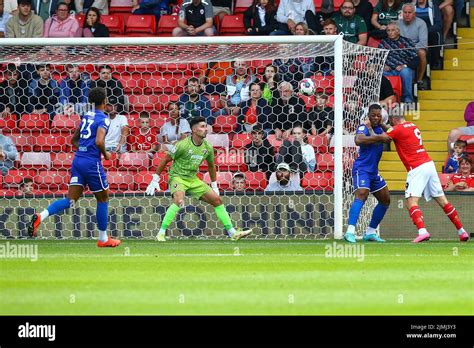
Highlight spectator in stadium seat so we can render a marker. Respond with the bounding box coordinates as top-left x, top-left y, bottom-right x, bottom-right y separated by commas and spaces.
59, 64, 91, 114
0, 65, 30, 119
160, 101, 191, 152
28, 64, 61, 121
210, 0, 231, 21
415, 0, 443, 70
6, 0, 43, 38
332, 0, 368, 45
230, 172, 247, 192
179, 77, 213, 125
244, 124, 275, 180
270, 0, 322, 36
370, 0, 402, 39
398, 3, 429, 90
258, 64, 280, 106
81, 7, 109, 37
378, 21, 418, 103
75, 0, 108, 15
445, 157, 474, 192
273, 56, 316, 90
43, 1, 80, 37
435, 0, 454, 40
214, 60, 256, 119
129, 111, 160, 154
18, 177, 34, 195
0, 128, 18, 176
172, 0, 215, 36
104, 102, 129, 154
236, 82, 272, 133
265, 162, 303, 191
269, 81, 307, 140
90, 65, 125, 113
0, 0, 18, 38
277, 125, 316, 176
447, 101, 474, 156
244, 0, 278, 35
444, 139, 466, 173
306, 93, 334, 137
132, 0, 170, 22
353, 0, 373, 31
